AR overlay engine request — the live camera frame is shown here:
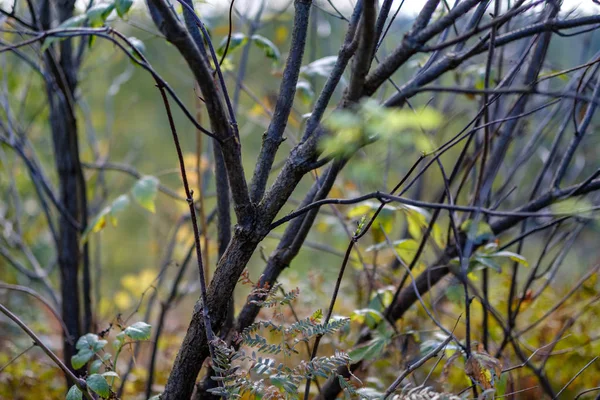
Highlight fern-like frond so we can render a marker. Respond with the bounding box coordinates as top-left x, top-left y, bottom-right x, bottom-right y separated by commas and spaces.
293, 351, 351, 380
